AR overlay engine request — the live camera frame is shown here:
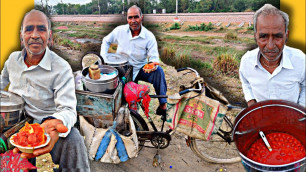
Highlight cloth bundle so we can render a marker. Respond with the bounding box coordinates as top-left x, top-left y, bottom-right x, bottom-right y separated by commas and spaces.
166, 91, 227, 141
123, 81, 151, 117
80, 107, 138, 163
